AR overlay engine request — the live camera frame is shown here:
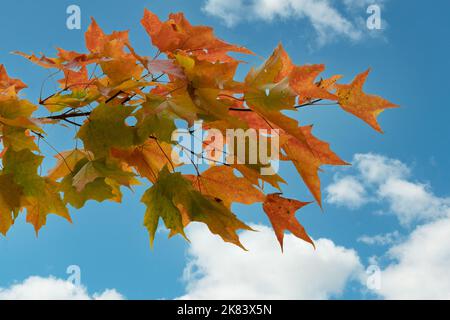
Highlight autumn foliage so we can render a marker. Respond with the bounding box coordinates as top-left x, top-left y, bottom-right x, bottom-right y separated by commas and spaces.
0, 9, 397, 250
